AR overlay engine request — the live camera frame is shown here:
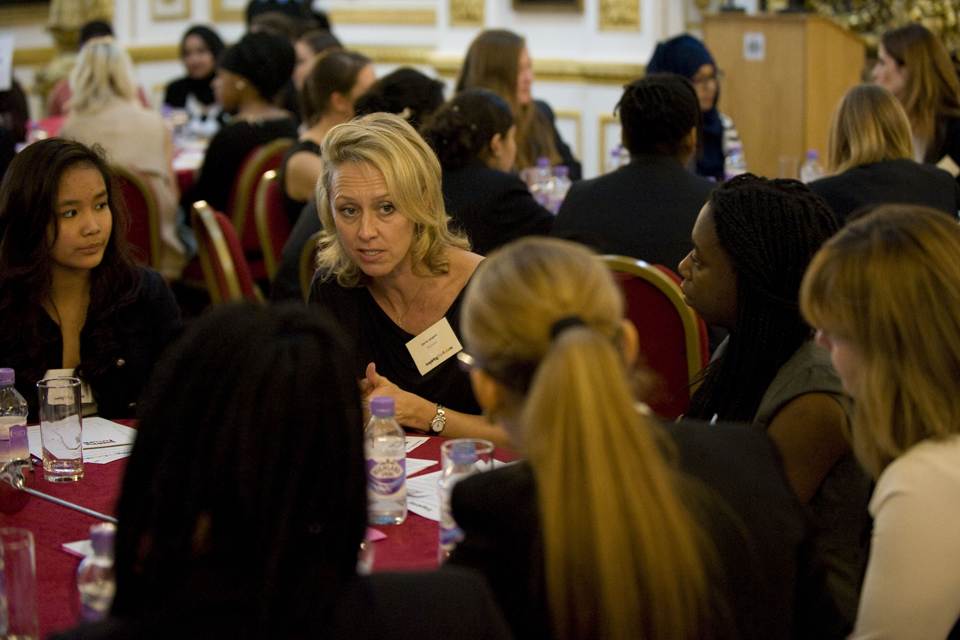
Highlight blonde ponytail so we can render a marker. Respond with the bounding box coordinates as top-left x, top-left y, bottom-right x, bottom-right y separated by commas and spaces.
524, 327, 709, 640
462, 237, 712, 640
